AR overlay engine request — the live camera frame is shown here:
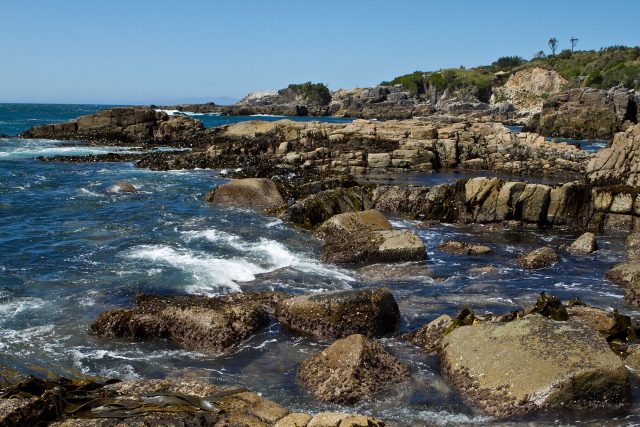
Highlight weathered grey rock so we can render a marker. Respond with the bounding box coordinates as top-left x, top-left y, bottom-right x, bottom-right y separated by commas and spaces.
587, 124, 640, 186
284, 187, 372, 229
567, 232, 598, 255
528, 87, 638, 140
91, 292, 287, 353
438, 240, 492, 255
275, 288, 400, 339
297, 334, 409, 404
517, 247, 559, 269
440, 315, 630, 417
205, 178, 286, 210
